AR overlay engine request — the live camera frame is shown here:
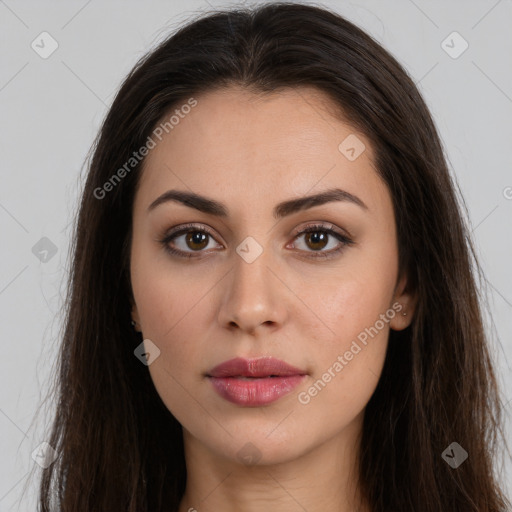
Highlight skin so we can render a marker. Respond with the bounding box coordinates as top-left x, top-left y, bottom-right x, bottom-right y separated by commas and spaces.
130, 85, 416, 512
